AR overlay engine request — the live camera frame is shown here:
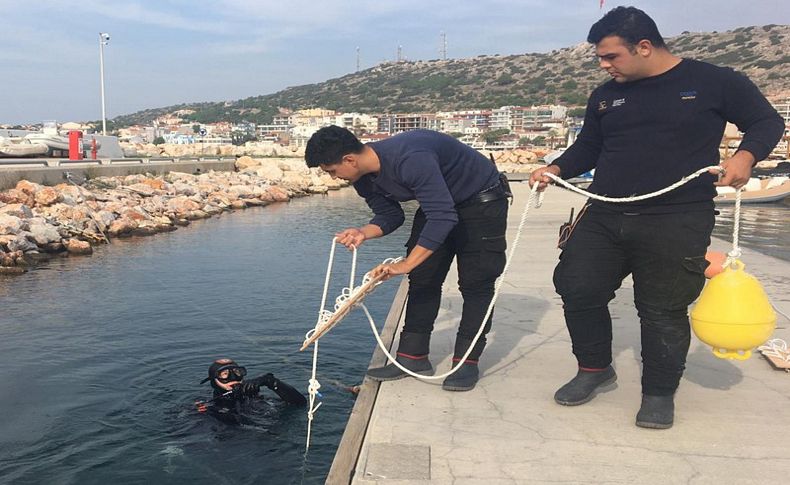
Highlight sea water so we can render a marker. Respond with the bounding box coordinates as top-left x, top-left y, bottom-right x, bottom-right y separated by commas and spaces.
0, 189, 414, 484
